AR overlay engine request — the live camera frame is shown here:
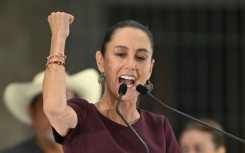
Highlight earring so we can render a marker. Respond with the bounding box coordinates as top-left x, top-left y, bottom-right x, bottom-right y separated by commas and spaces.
144, 80, 153, 91
98, 73, 105, 84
